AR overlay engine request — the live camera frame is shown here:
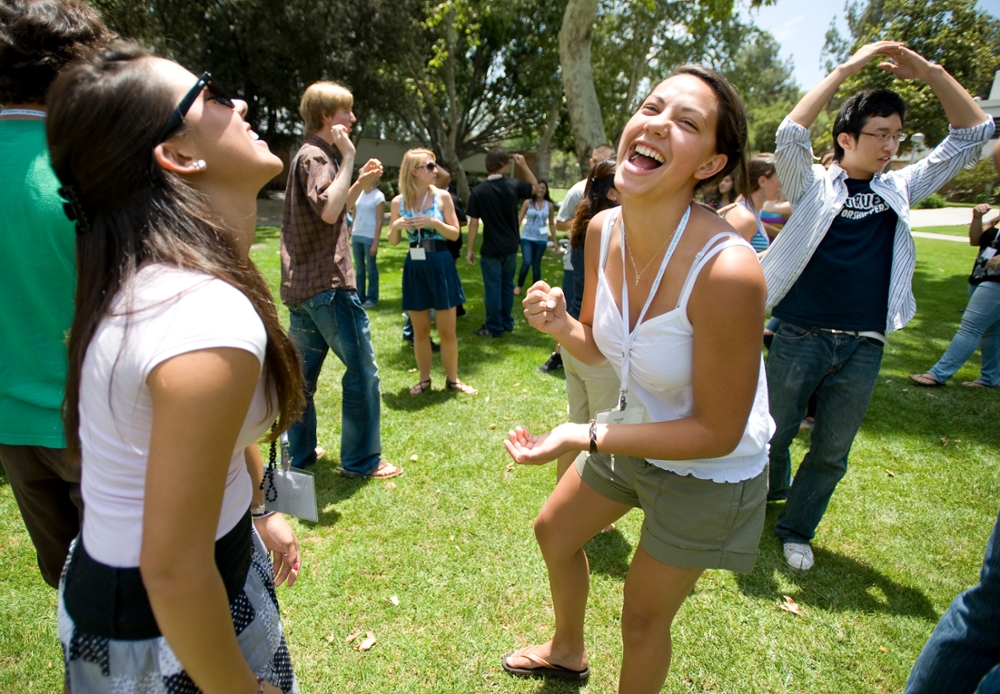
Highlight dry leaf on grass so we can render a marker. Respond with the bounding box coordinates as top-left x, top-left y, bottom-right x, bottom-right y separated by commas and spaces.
489, 423, 497, 430
879, 646, 888, 653
388, 595, 400, 606
506, 463, 515, 472
407, 368, 417, 373
325, 633, 335, 643
410, 454, 419, 461
941, 437, 950, 447
344, 630, 362, 643
886, 469, 896, 478
355, 631, 376, 651
778, 595, 802, 616
386, 481, 396, 489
